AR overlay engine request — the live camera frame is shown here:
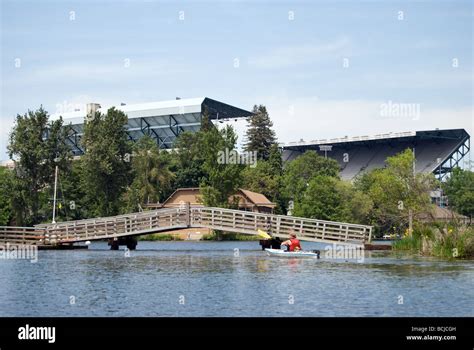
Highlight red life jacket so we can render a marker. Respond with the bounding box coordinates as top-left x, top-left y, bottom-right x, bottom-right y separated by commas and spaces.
288, 238, 301, 251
